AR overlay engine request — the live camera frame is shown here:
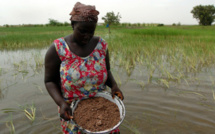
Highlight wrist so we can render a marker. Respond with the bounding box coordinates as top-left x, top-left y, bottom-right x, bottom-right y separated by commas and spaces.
58, 99, 67, 107
111, 84, 118, 89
